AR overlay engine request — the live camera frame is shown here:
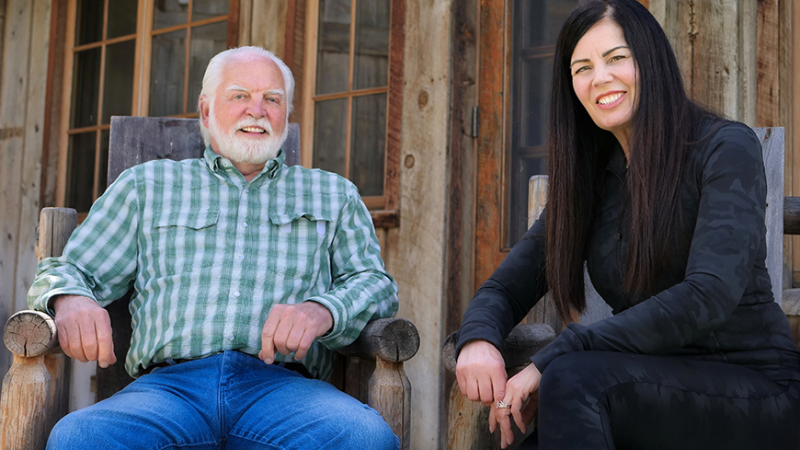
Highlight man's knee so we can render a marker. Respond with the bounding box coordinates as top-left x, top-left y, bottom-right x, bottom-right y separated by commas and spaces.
47, 409, 98, 449
345, 407, 399, 450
